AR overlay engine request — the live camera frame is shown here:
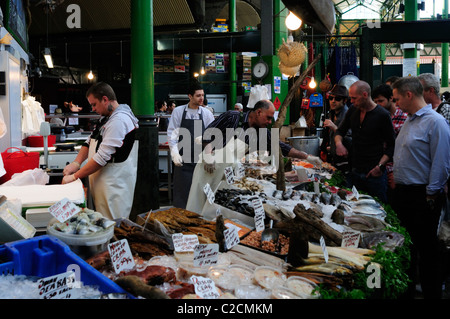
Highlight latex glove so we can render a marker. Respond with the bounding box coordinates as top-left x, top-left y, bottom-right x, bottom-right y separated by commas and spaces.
171, 152, 183, 167
63, 161, 80, 176
306, 154, 323, 166
62, 174, 77, 184
194, 136, 203, 145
